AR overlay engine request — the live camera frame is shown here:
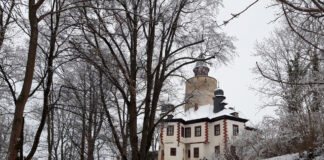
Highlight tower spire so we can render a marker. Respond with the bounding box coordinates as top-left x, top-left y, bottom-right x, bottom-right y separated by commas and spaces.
193, 54, 209, 76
